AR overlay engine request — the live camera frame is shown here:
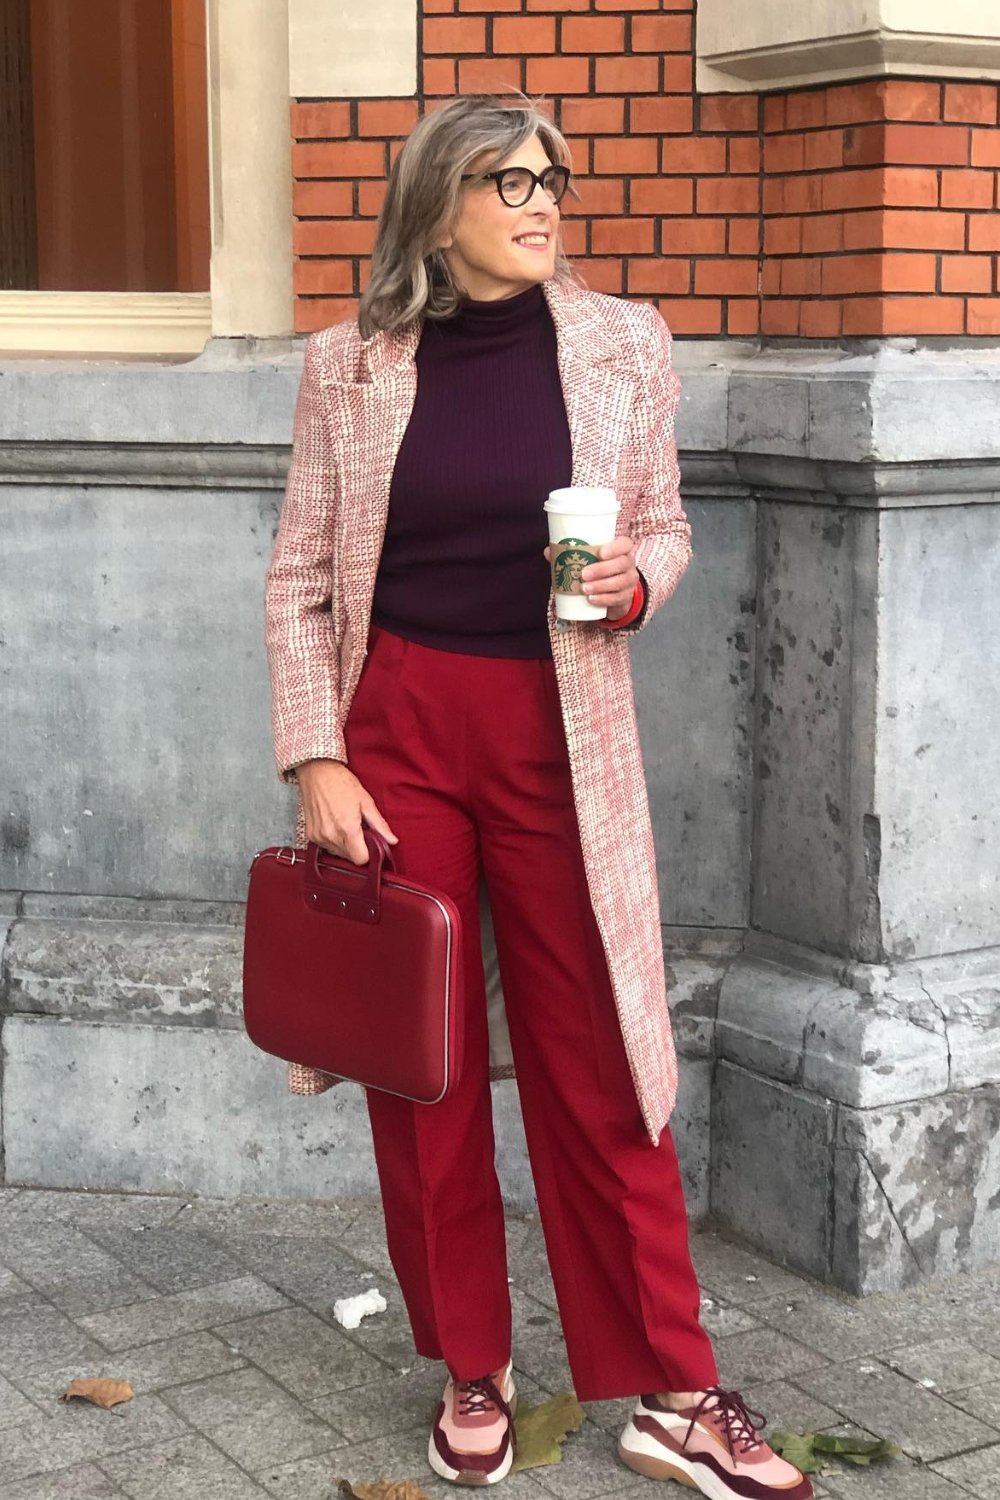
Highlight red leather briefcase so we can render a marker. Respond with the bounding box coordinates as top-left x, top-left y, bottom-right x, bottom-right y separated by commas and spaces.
242, 830, 464, 1104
